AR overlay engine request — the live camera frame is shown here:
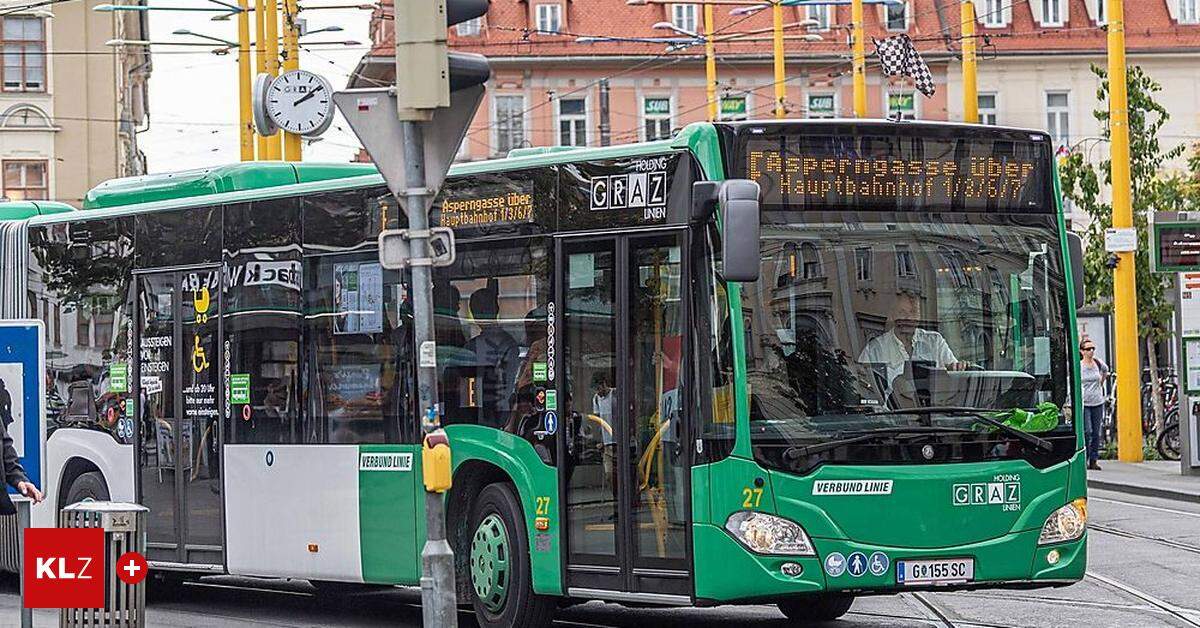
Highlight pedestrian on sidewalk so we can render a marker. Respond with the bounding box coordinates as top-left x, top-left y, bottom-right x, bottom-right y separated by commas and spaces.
1080, 339, 1109, 471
